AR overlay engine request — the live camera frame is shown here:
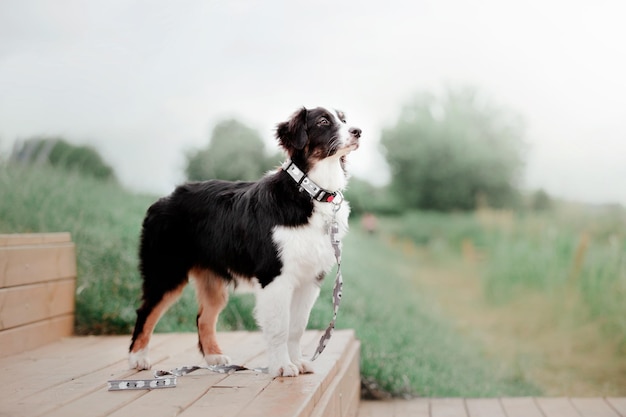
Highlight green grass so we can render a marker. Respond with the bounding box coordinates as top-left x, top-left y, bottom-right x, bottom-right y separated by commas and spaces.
384, 208, 626, 359
482, 211, 626, 348
0, 164, 540, 397
1, 164, 150, 334
0, 164, 254, 335
324, 227, 539, 397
